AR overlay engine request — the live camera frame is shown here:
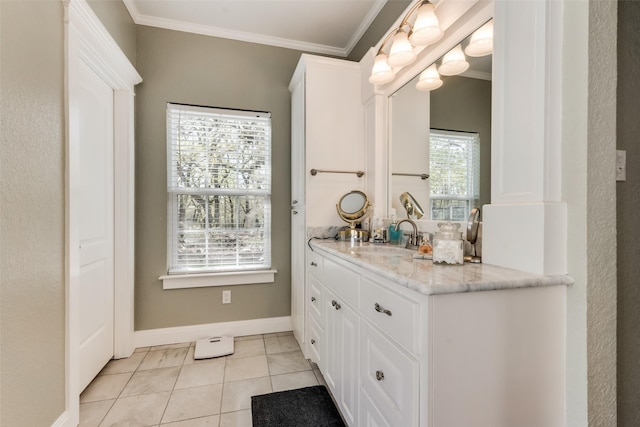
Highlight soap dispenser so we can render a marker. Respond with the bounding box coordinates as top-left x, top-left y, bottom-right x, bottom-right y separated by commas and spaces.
388, 208, 402, 245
